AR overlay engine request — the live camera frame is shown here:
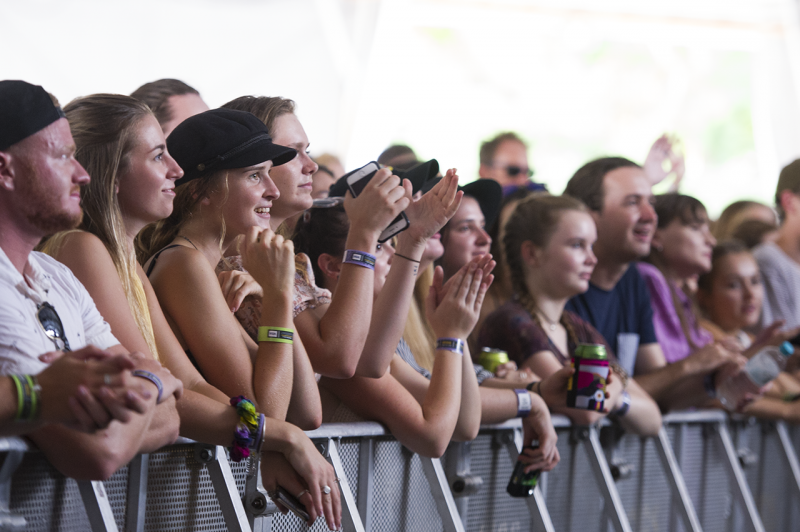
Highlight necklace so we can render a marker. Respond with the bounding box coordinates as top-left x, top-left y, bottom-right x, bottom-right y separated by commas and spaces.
536, 307, 560, 332
178, 235, 199, 250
